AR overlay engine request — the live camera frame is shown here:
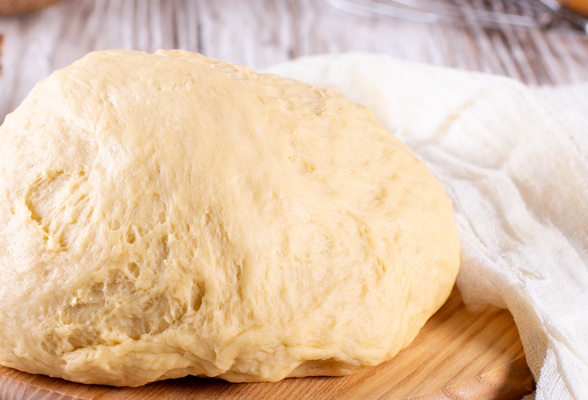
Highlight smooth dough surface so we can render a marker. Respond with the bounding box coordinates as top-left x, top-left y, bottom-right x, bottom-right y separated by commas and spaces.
0, 50, 460, 386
